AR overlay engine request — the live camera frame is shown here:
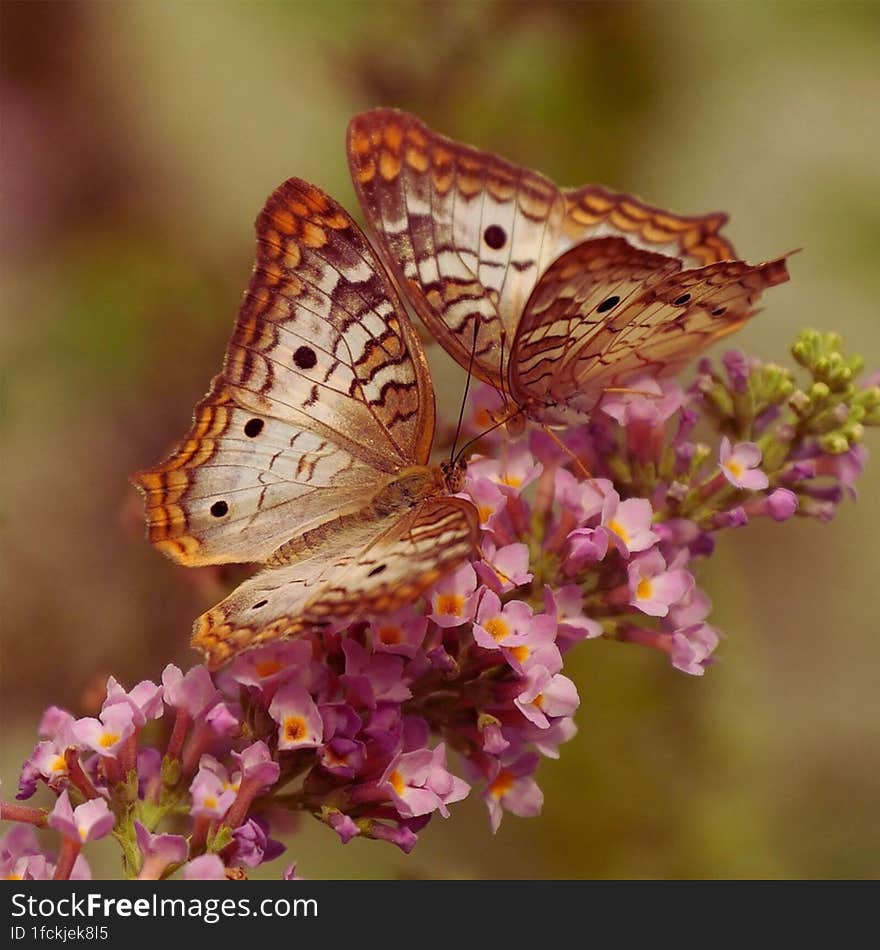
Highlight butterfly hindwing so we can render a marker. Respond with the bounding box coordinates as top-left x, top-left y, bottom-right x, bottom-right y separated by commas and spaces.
192, 496, 479, 669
